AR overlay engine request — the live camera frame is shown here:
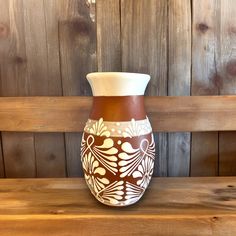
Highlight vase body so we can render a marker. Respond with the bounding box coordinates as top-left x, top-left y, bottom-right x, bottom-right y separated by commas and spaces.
81, 72, 155, 207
